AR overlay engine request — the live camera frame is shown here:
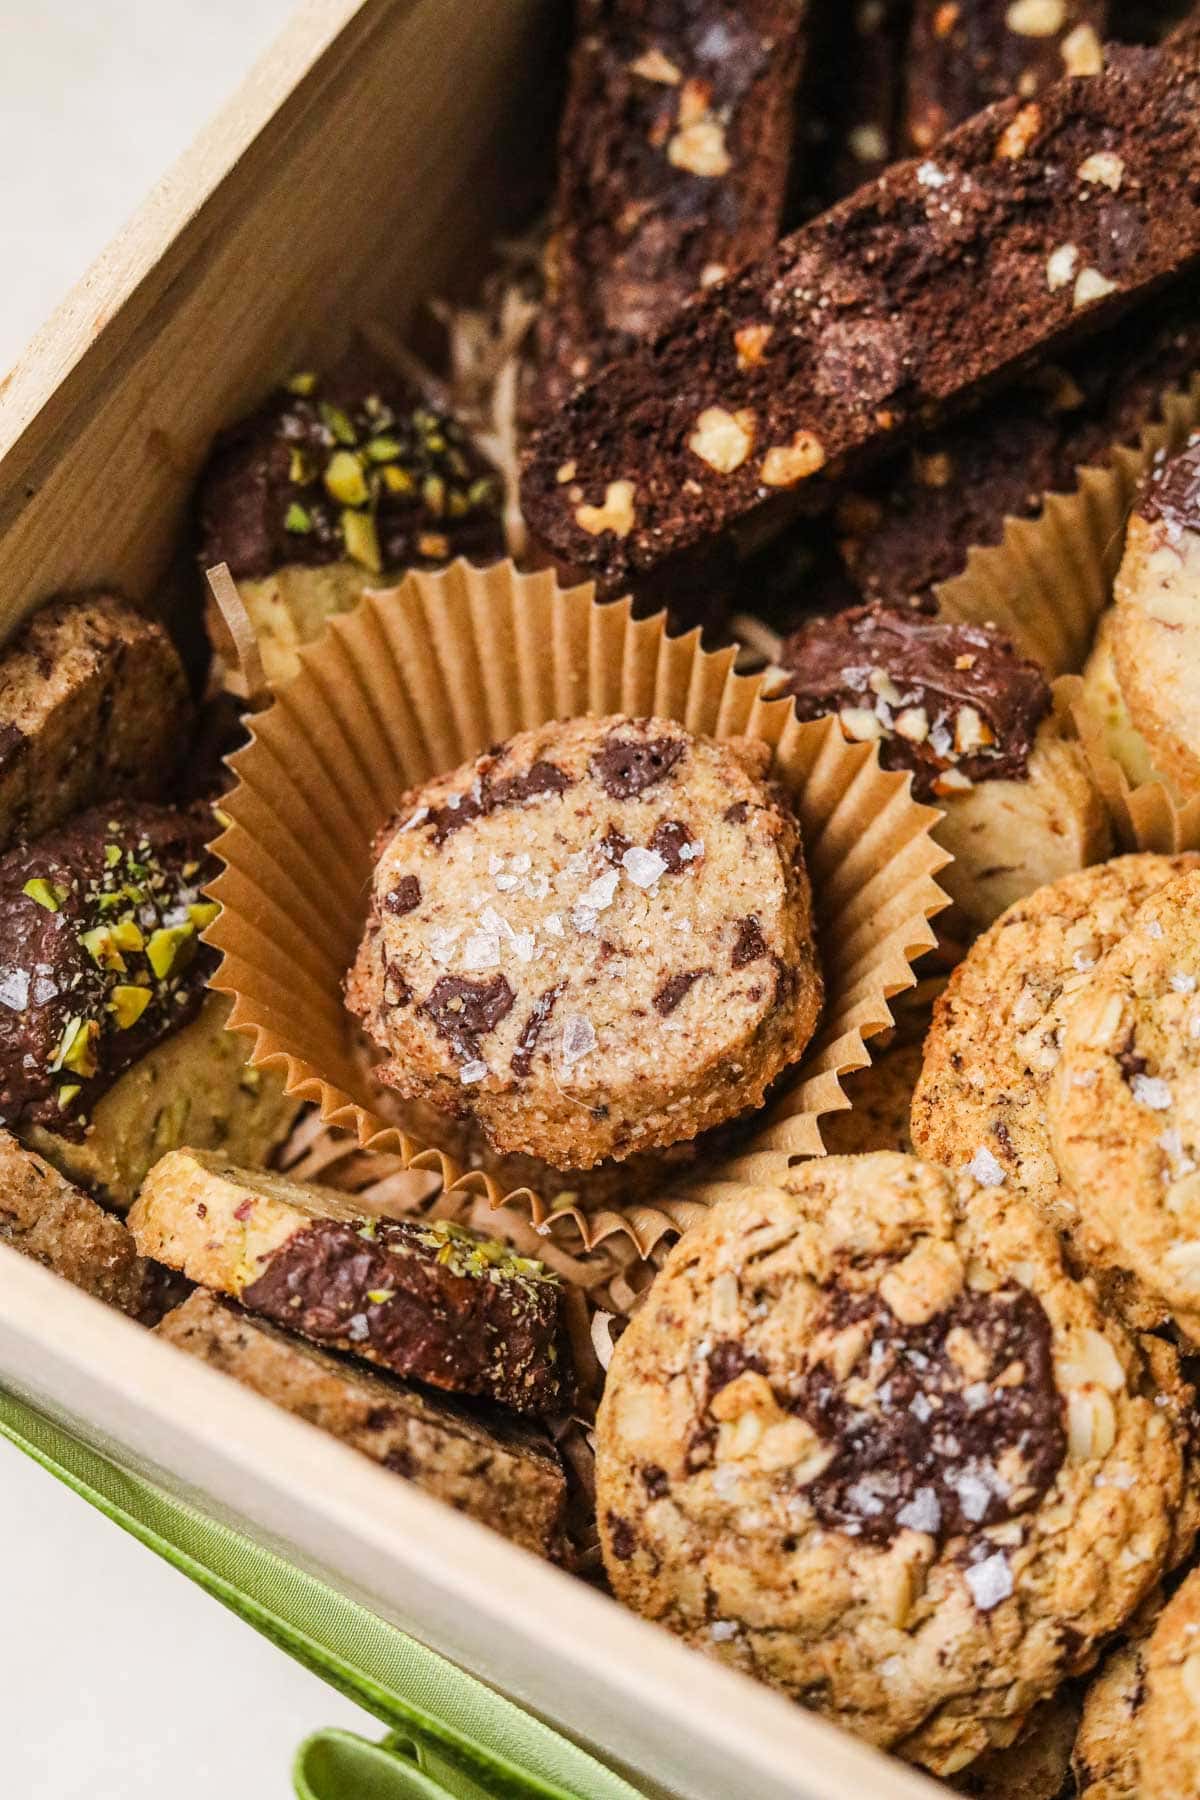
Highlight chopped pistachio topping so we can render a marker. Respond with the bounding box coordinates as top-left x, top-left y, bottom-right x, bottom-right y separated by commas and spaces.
381, 464, 414, 495
109, 985, 152, 1030
286, 371, 318, 396
110, 919, 145, 953
341, 509, 382, 573
146, 922, 196, 980
364, 435, 403, 463
23, 877, 66, 912
324, 449, 370, 507
188, 900, 221, 931
284, 502, 313, 534
80, 925, 127, 972
104, 843, 122, 869
56, 1083, 82, 1111
288, 448, 315, 486
318, 400, 357, 446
